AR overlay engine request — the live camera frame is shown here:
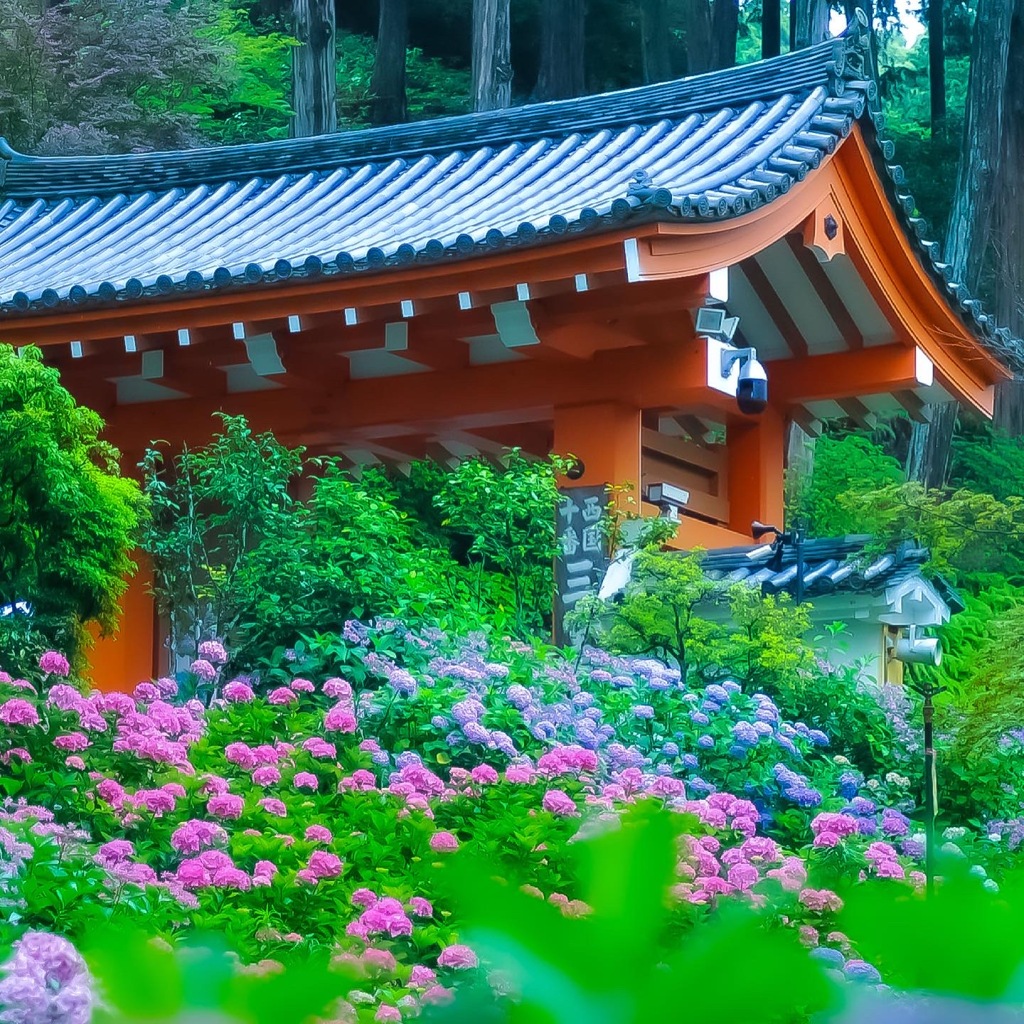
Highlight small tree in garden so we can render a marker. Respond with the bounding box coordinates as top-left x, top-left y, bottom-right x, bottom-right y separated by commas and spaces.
139, 414, 304, 667
0, 345, 143, 671
435, 449, 567, 637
